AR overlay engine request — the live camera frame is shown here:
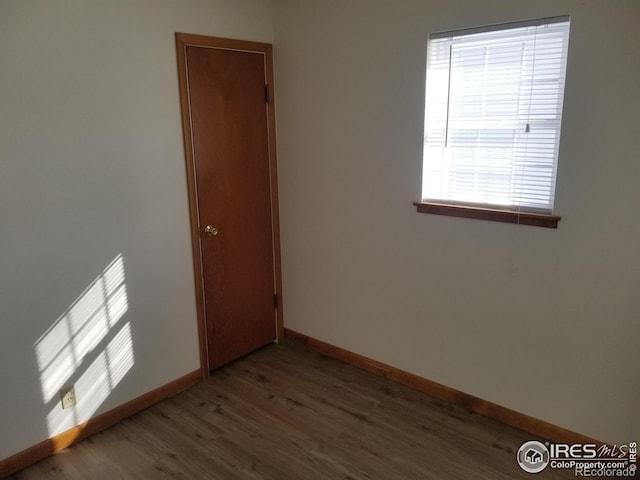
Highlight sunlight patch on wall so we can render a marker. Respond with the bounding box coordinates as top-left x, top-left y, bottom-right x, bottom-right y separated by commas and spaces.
33, 254, 135, 437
